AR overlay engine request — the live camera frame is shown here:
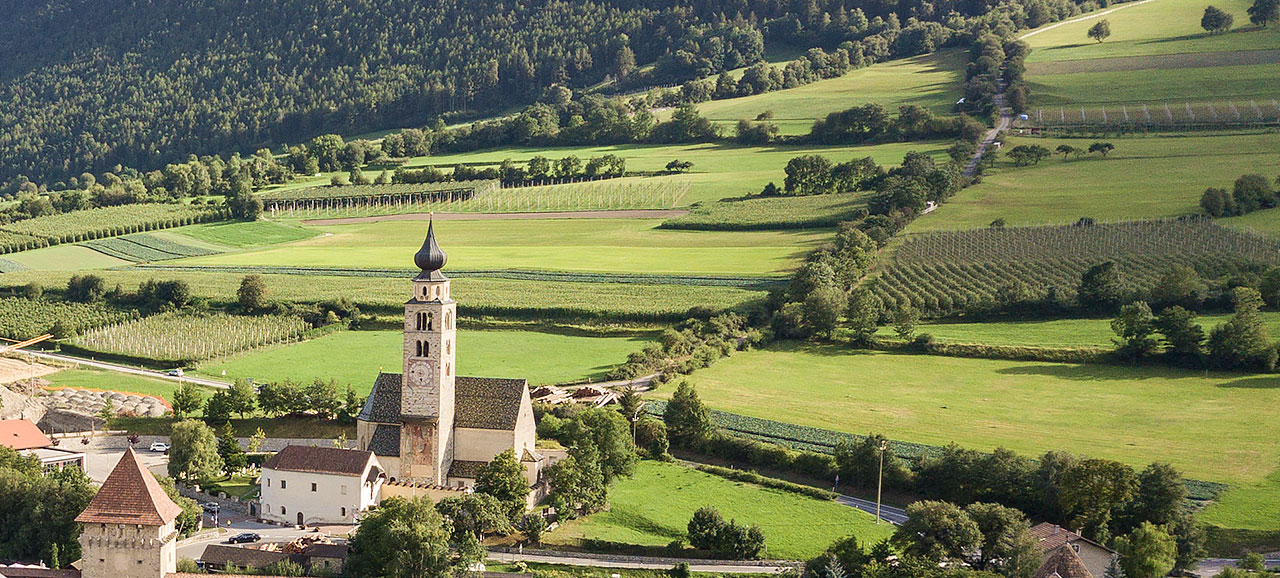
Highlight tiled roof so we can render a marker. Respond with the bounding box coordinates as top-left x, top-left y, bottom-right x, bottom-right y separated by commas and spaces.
75, 448, 183, 525
199, 545, 289, 568
449, 460, 488, 479
302, 543, 350, 559
455, 376, 527, 430
1030, 523, 1114, 554
359, 373, 401, 423
368, 424, 401, 457
0, 565, 80, 578
1034, 545, 1095, 578
262, 446, 375, 477
0, 419, 51, 450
